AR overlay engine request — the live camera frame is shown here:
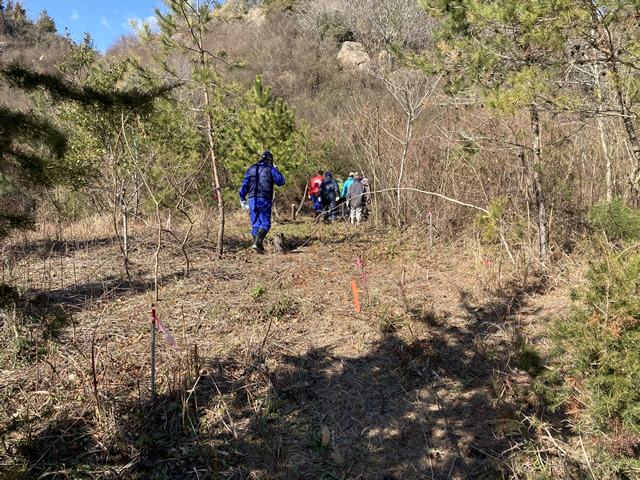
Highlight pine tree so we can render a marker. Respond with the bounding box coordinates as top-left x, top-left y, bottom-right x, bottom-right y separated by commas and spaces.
422, 0, 640, 250
419, 0, 571, 258
226, 76, 305, 183
36, 9, 56, 33
136, 0, 235, 257
534, 0, 640, 200
0, 47, 165, 240
0, 105, 67, 237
